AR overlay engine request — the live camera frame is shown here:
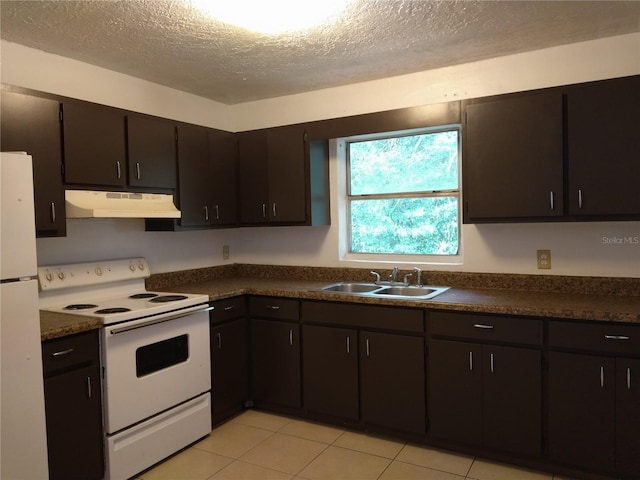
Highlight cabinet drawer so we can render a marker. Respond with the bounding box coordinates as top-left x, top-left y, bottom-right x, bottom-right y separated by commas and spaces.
302, 301, 424, 333
42, 330, 99, 376
210, 297, 246, 324
249, 296, 299, 321
430, 312, 543, 346
549, 321, 640, 355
